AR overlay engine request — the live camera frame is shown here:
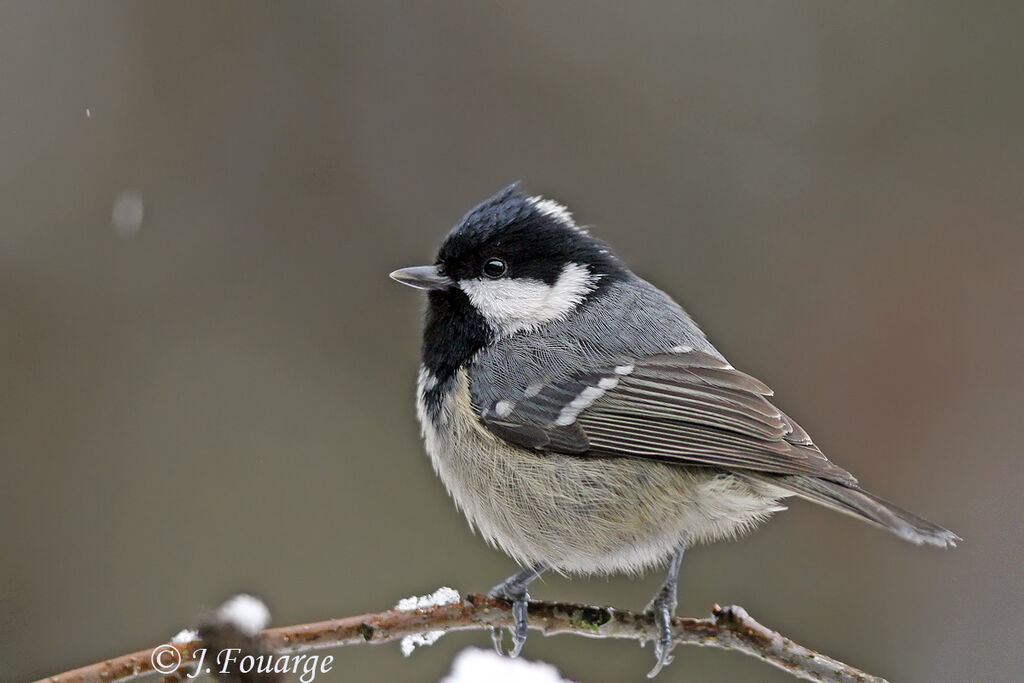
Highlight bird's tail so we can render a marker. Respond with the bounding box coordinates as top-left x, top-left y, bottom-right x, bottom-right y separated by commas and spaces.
770, 475, 960, 548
